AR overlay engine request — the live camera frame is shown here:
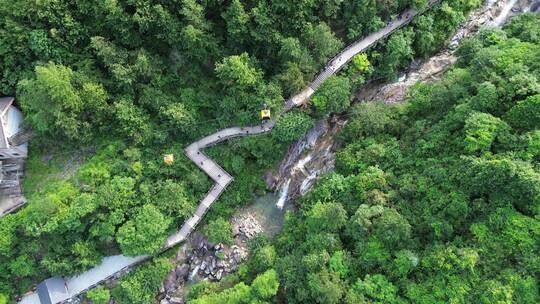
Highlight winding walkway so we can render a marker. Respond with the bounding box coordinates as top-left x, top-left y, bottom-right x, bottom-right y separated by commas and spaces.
285, 0, 440, 110
18, 2, 439, 303
166, 0, 440, 248
164, 121, 275, 247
